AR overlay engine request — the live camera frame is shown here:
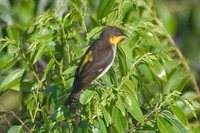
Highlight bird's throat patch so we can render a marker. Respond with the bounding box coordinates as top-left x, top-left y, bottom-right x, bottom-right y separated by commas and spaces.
109, 36, 126, 45
79, 50, 93, 71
